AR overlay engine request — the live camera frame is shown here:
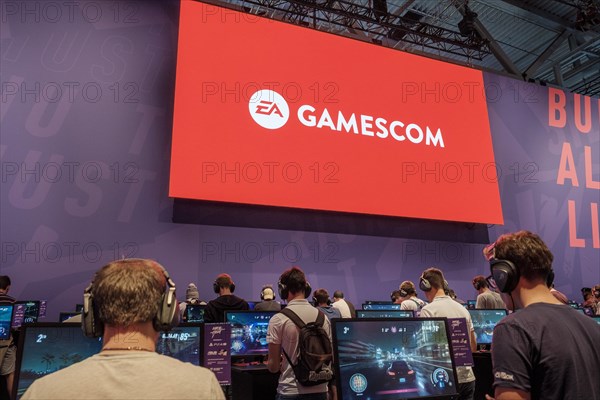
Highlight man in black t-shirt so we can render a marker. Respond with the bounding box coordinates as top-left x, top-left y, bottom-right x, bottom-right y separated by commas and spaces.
484, 231, 600, 400
204, 273, 249, 323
